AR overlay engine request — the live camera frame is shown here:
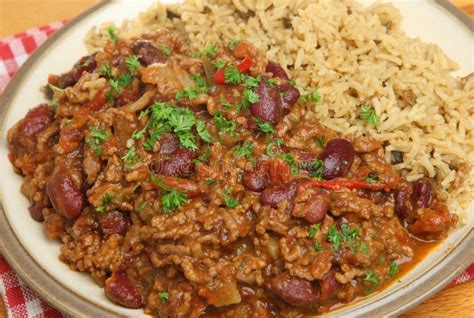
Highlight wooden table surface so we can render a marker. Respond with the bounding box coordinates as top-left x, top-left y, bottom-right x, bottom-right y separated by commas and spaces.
0, 0, 473, 317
